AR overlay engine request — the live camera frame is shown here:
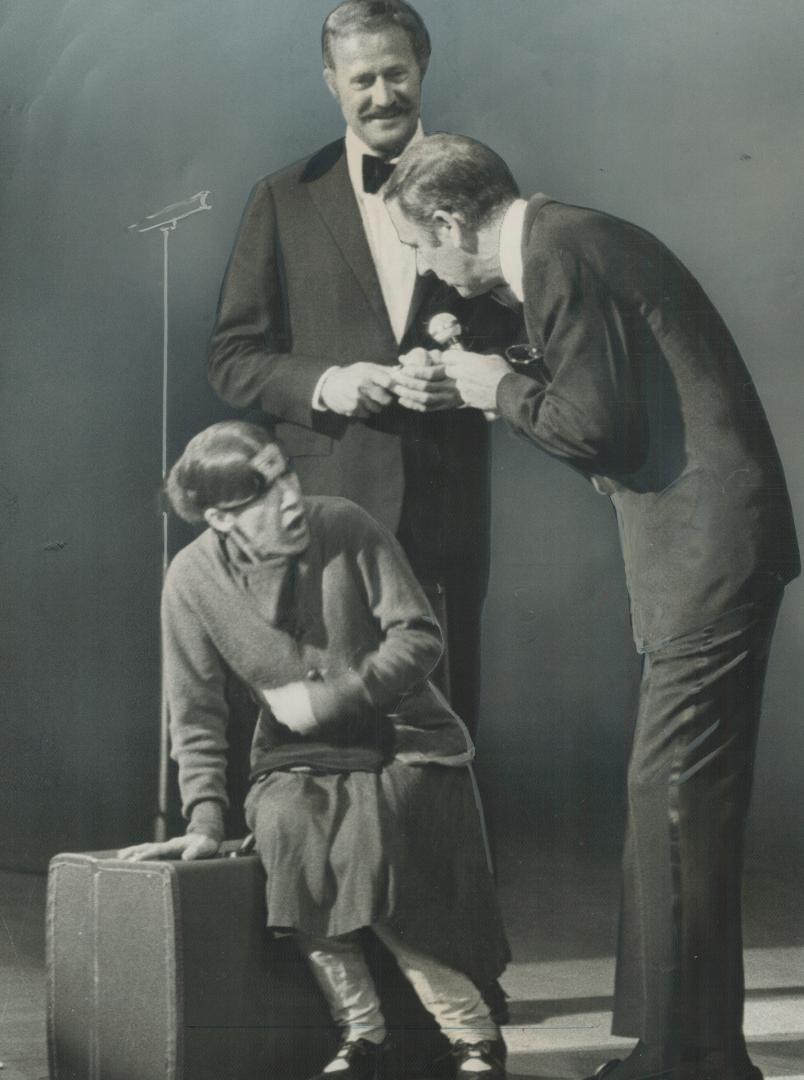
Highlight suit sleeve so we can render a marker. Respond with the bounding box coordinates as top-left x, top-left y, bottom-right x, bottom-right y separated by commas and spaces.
305, 508, 444, 729
207, 179, 334, 429
161, 572, 230, 823
496, 250, 647, 476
